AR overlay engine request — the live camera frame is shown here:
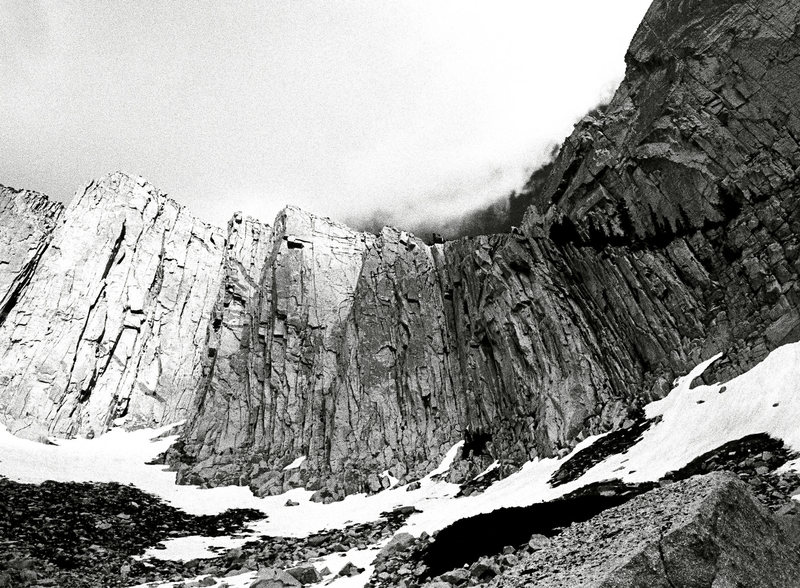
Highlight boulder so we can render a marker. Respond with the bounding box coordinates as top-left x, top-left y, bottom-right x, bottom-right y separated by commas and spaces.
376, 532, 416, 561
285, 564, 321, 585
249, 568, 302, 588
489, 473, 800, 587
527, 534, 550, 551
